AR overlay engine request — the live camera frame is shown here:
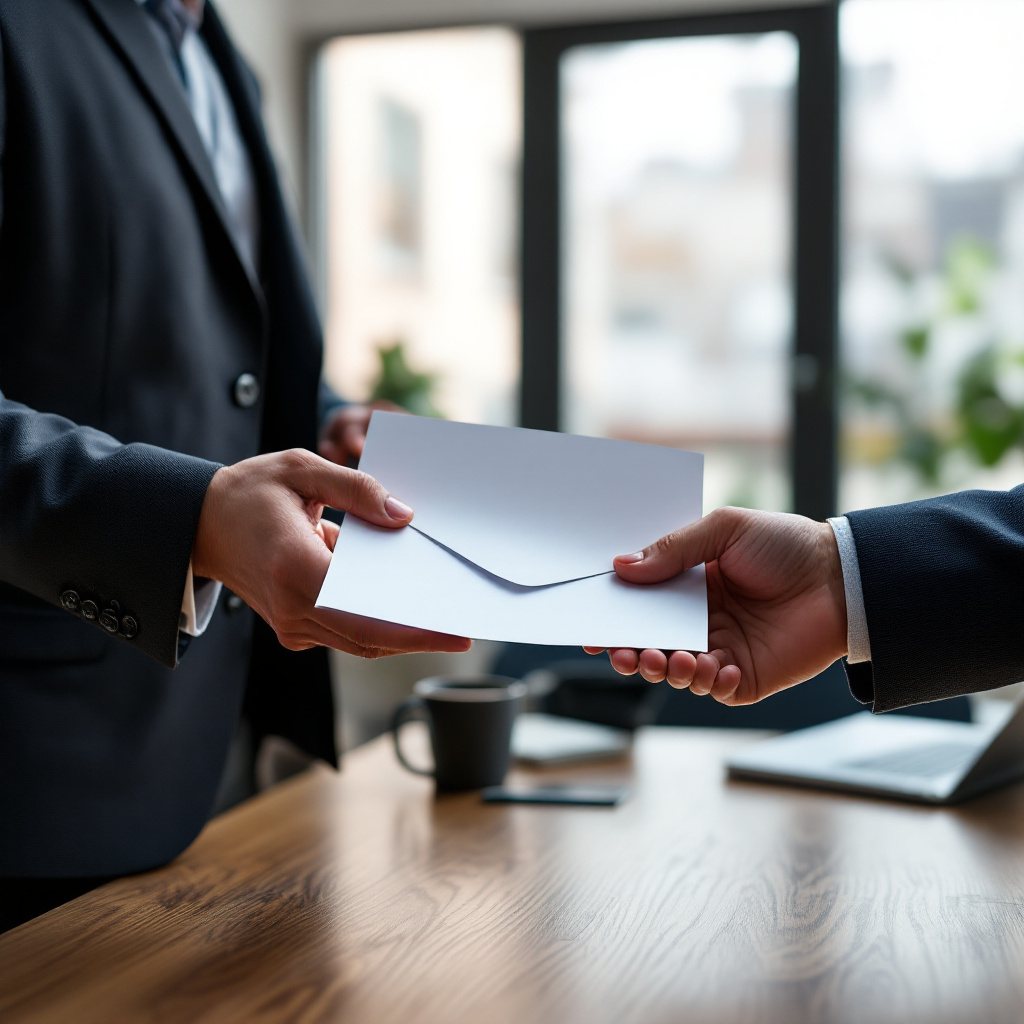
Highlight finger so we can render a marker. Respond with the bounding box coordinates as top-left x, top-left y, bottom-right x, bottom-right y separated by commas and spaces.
282, 450, 414, 528
582, 646, 606, 655
276, 636, 320, 652
638, 649, 668, 683
709, 663, 743, 704
666, 650, 697, 689
609, 648, 640, 675
317, 438, 342, 462
318, 518, 341, 553
613, 506, 746, 584
688, 652, 721, 696
277, 619, 395, 657
313, 607, 472, 655
342, 423, 366, 458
